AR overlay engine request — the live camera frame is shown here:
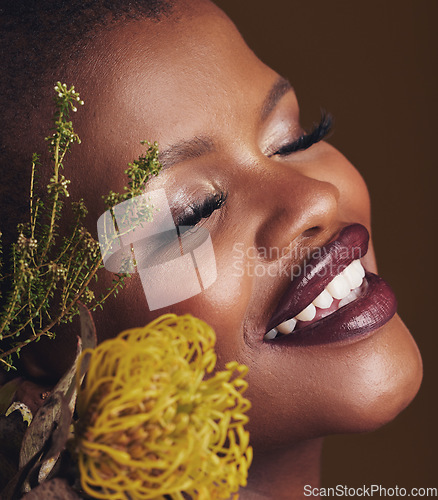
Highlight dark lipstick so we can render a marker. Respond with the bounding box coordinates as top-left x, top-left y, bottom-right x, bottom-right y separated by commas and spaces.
265, 224, 397, 346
